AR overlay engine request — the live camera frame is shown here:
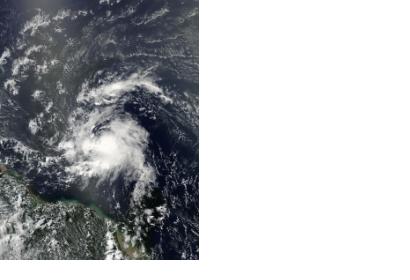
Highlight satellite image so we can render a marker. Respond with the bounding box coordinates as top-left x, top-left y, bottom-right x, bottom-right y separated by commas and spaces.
0, 0, 198, 260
